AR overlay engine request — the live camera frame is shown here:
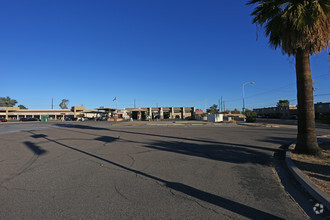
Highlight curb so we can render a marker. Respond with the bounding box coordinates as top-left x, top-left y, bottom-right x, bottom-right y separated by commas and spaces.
285, 143, 330, 210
